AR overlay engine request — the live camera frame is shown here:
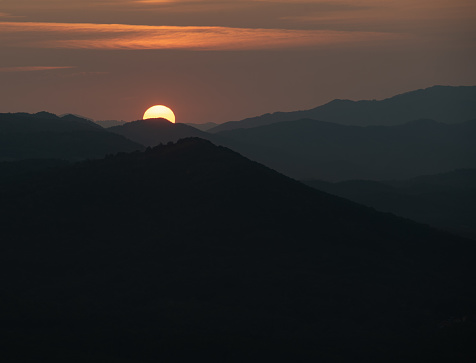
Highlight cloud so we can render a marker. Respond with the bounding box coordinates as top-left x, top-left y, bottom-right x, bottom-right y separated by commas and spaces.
0, 21, 404, 51
0, 66, 75, 72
